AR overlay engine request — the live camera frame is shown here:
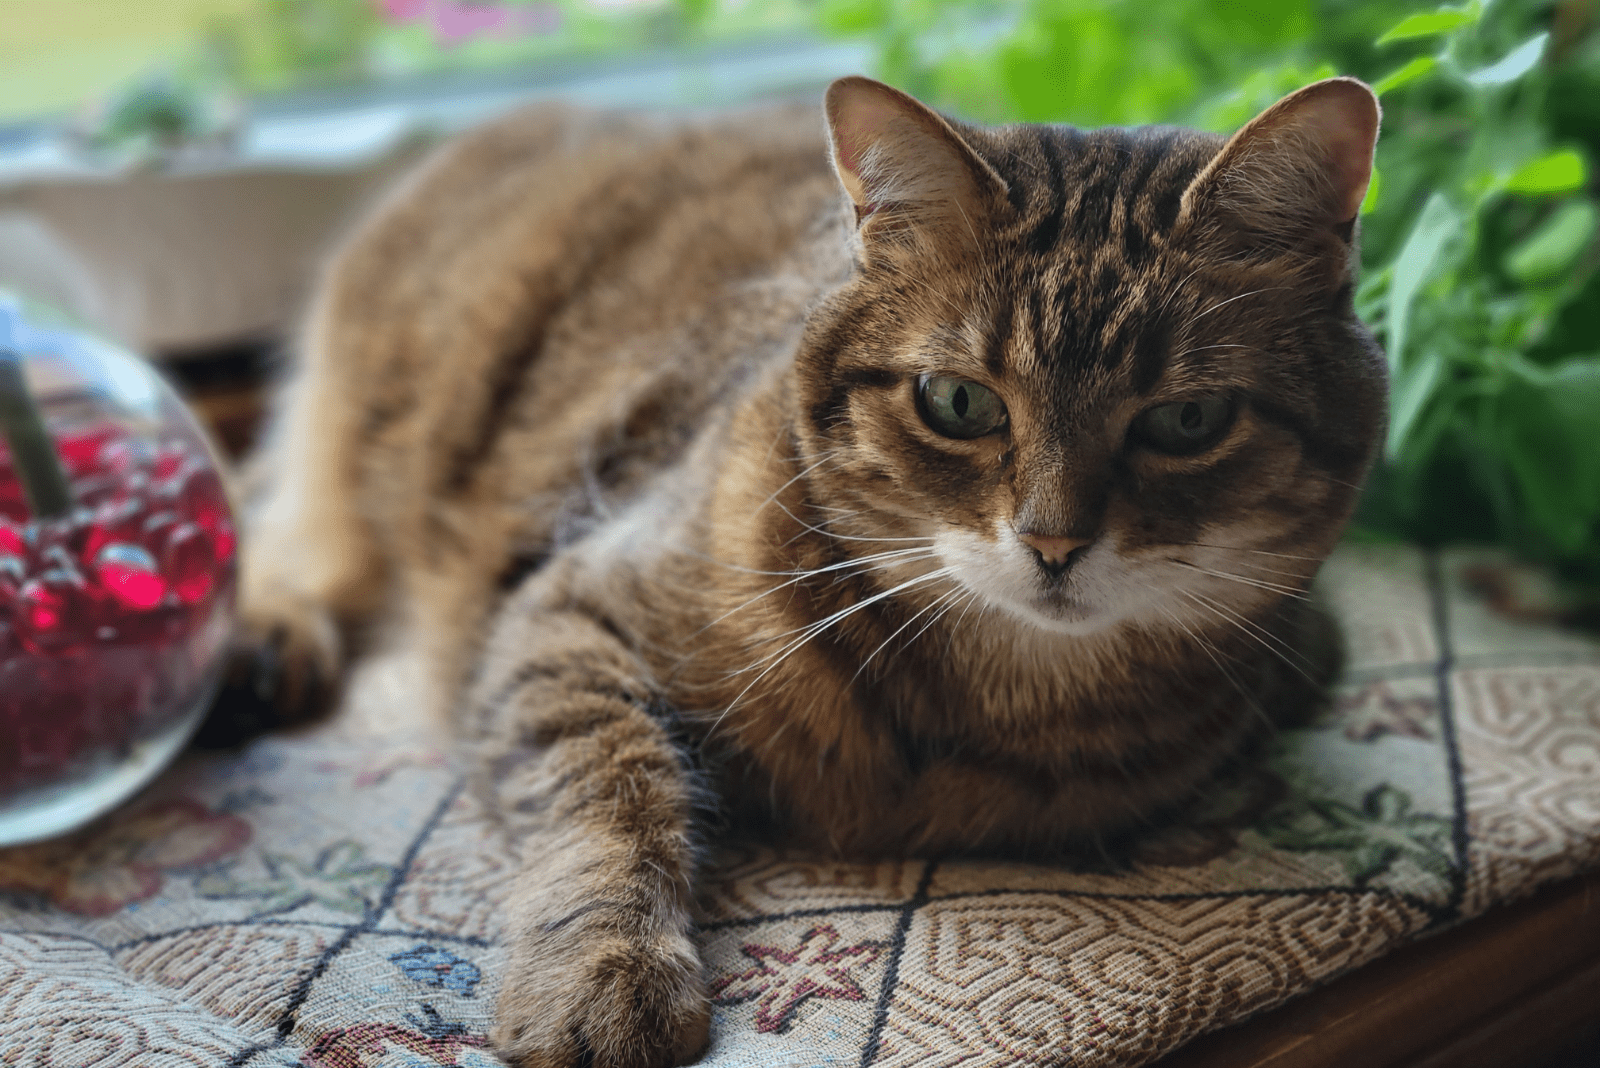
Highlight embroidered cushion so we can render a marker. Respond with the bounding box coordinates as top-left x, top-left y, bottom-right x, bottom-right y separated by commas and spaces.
1, 544, 1595, 1067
